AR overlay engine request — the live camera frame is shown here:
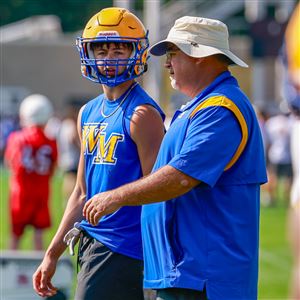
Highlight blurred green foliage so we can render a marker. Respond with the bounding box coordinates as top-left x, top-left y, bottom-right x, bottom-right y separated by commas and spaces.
0, 0, 248, 36
1, 0, 117, 32
0, 0, 172, 32
1, 0, 178, 31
